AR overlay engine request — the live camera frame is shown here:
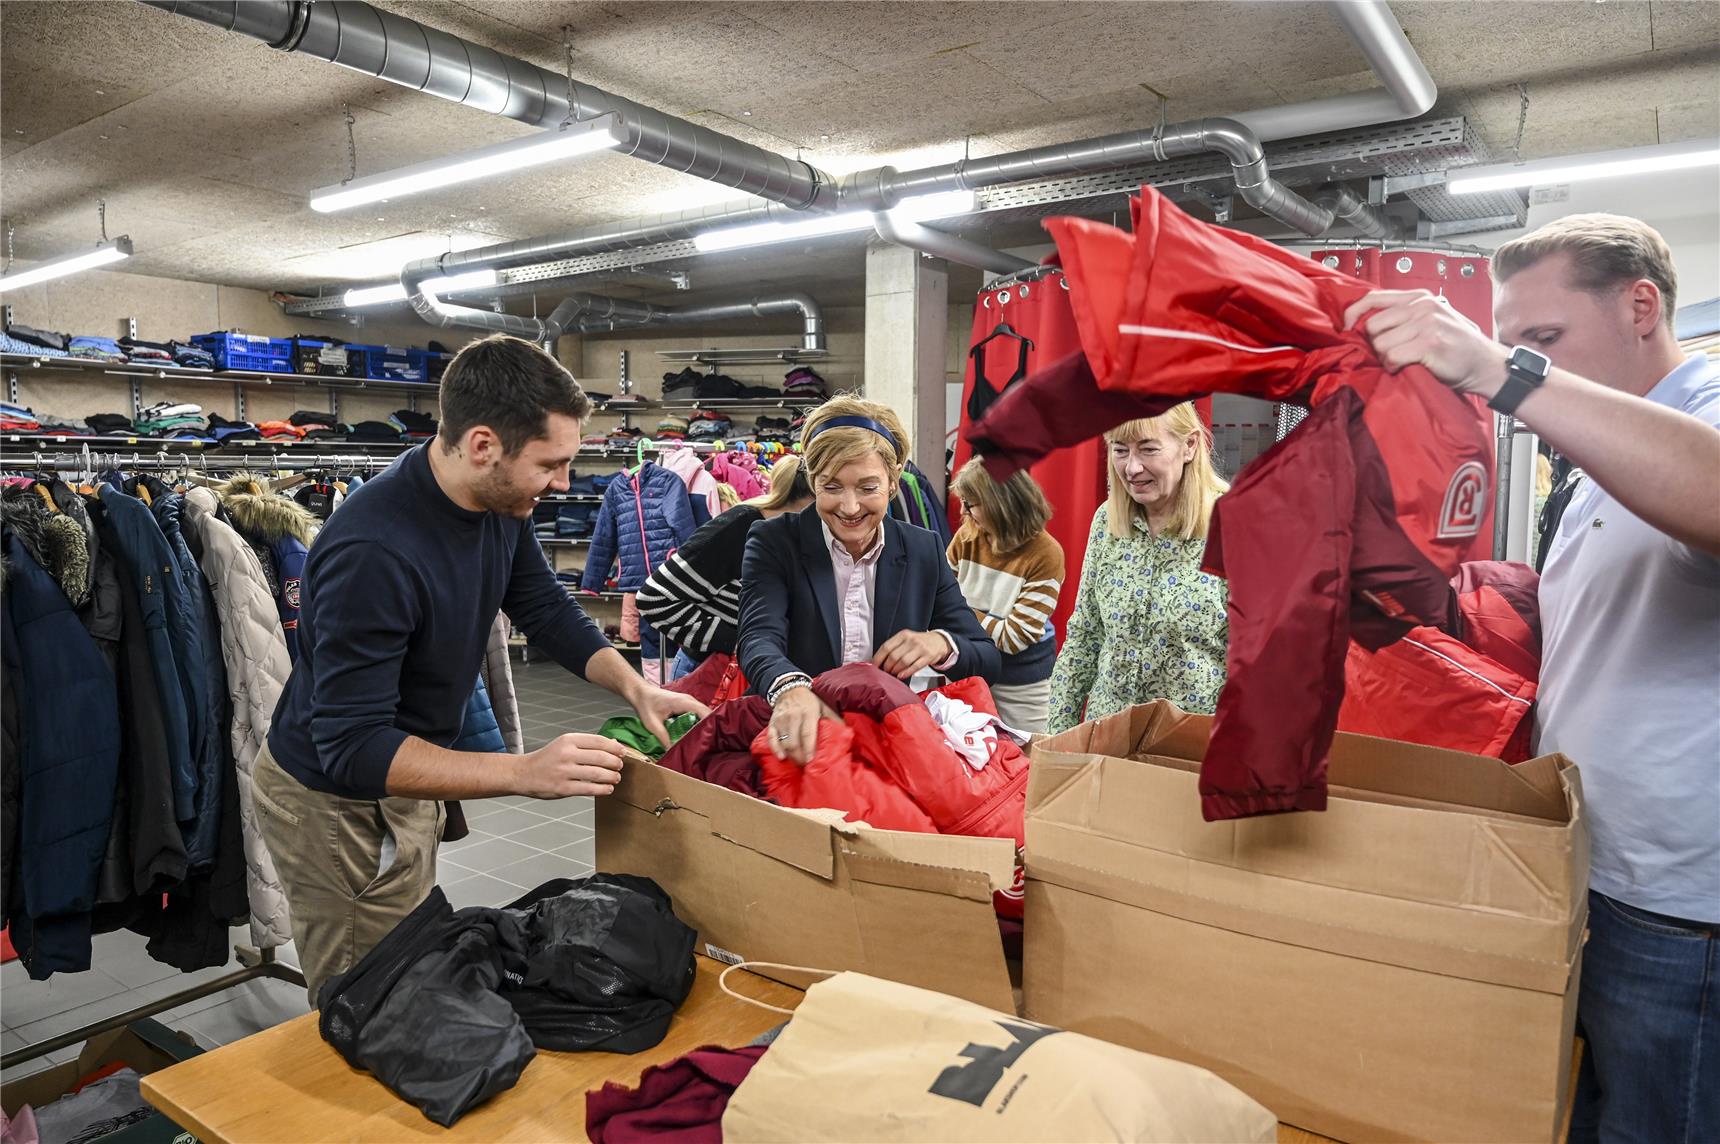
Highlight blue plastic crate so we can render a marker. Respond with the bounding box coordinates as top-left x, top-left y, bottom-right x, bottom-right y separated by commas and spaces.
365, 345, 431, 383
191, 332, 293, 373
